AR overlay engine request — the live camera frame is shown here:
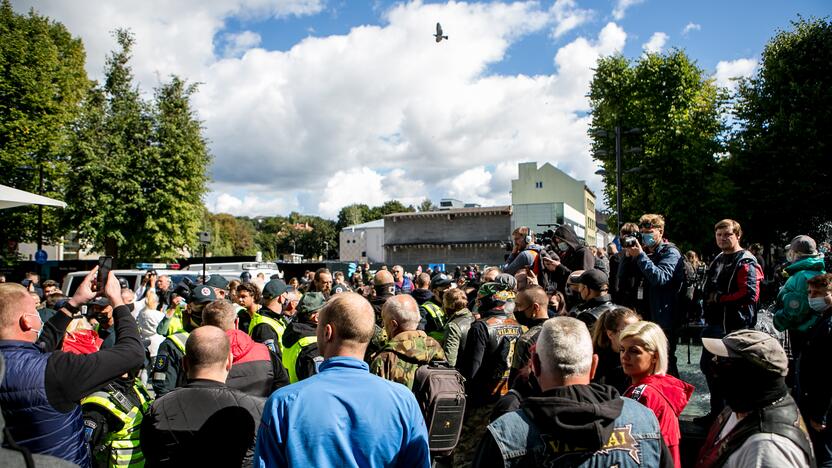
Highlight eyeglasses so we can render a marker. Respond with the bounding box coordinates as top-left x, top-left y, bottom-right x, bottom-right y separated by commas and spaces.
640, 221, 657, 229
